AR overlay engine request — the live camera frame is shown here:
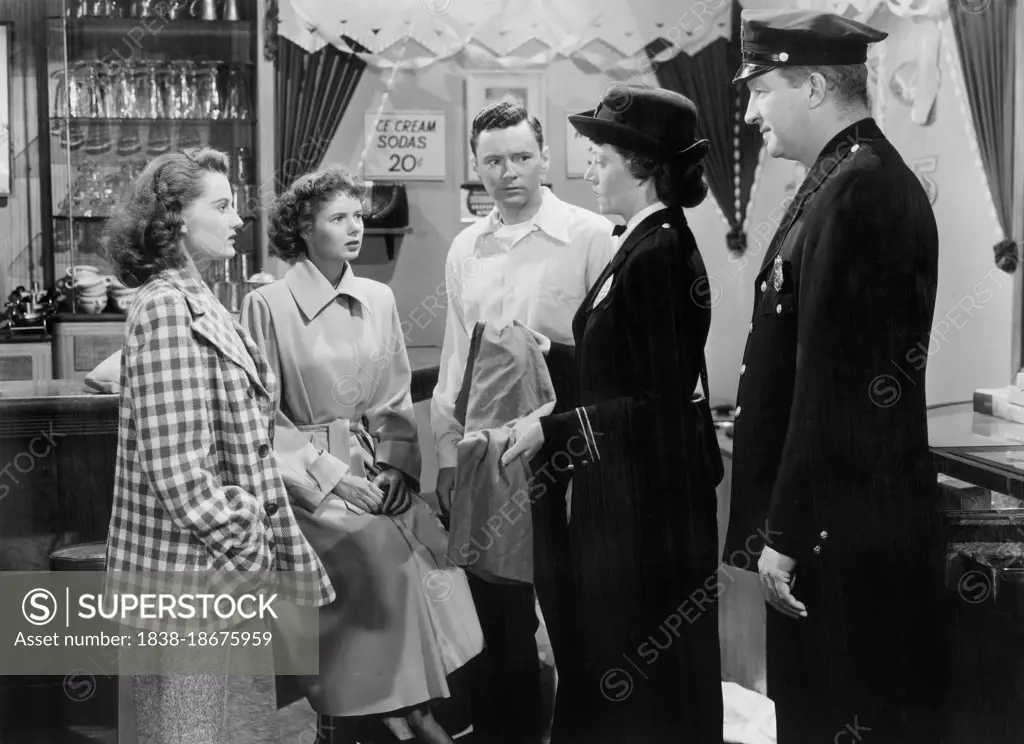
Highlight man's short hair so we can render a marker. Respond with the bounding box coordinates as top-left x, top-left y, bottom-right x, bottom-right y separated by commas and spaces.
777, 63, 870, 109
470, 102, 545, 155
